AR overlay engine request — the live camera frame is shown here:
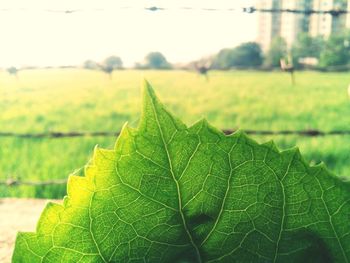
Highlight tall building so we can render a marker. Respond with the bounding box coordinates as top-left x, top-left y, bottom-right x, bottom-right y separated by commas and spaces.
332, 0, 349, 33
347, 0, 350, 27
309, 0, 349, 37
279, 0, 311, 47
256, 0, 282, 51
257, 0, 350, 51
309, 0, 334, 37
